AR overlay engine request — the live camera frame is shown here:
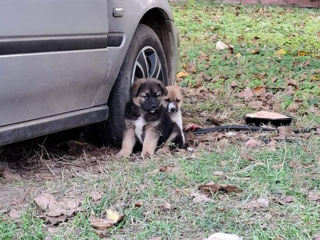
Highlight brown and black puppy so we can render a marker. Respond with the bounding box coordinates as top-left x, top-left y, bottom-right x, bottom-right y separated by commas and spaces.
117, 78, 180, 157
